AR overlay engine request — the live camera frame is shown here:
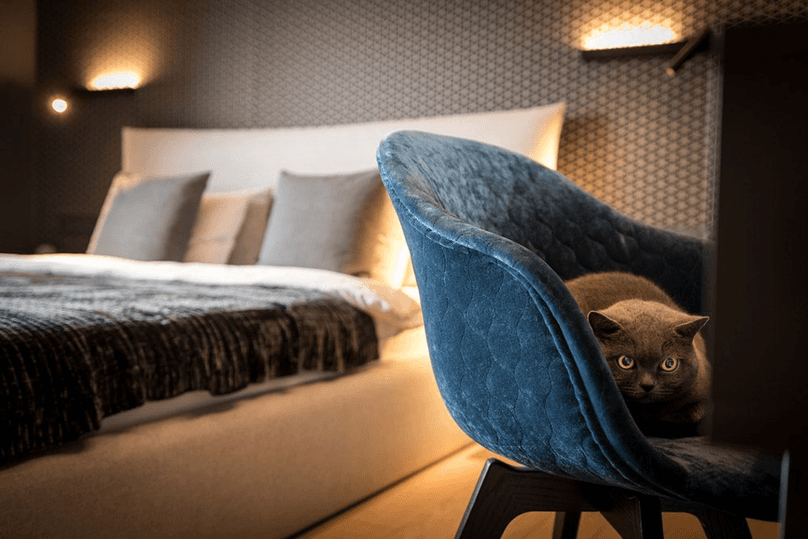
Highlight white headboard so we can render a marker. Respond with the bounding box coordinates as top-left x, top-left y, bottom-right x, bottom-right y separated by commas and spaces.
122, 103, 565, 193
